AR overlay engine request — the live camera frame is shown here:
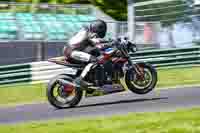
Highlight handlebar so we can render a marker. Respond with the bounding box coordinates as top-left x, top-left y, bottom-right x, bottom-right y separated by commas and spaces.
111, 37, 137, 53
